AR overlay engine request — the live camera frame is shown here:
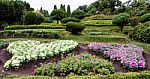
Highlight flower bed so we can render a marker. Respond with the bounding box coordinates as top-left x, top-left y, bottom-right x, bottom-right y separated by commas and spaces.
4, 40, 78, 69
88, 43, 145, 71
